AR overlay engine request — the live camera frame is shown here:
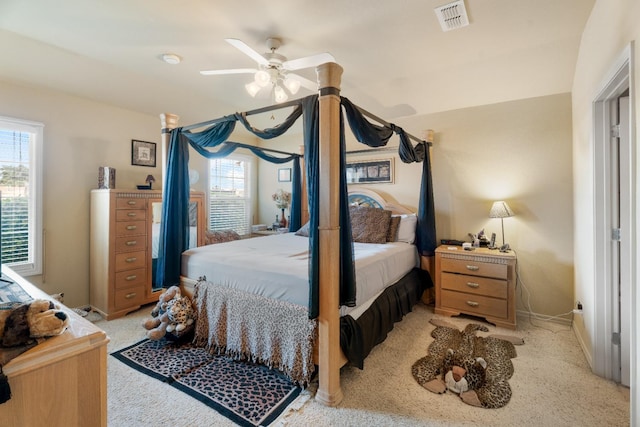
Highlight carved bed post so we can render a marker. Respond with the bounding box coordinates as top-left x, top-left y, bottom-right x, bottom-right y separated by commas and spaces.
315, 62, 344, 407
159, 113, 180, 188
